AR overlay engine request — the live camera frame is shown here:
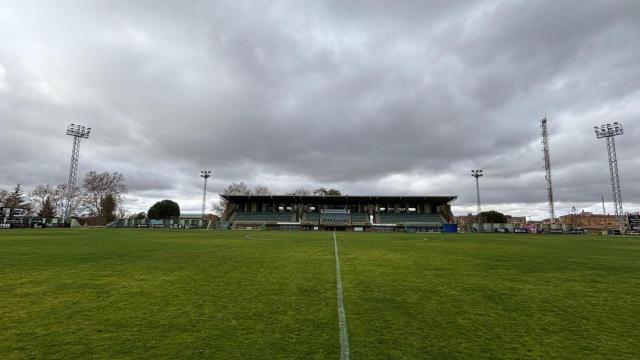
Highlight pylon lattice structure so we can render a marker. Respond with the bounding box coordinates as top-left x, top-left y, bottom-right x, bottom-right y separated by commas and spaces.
471, 169, 483, 215
541, 118, 555, 223
64, 124, 91, 221
200, 170, 212, 217
594, 122, 625, 233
